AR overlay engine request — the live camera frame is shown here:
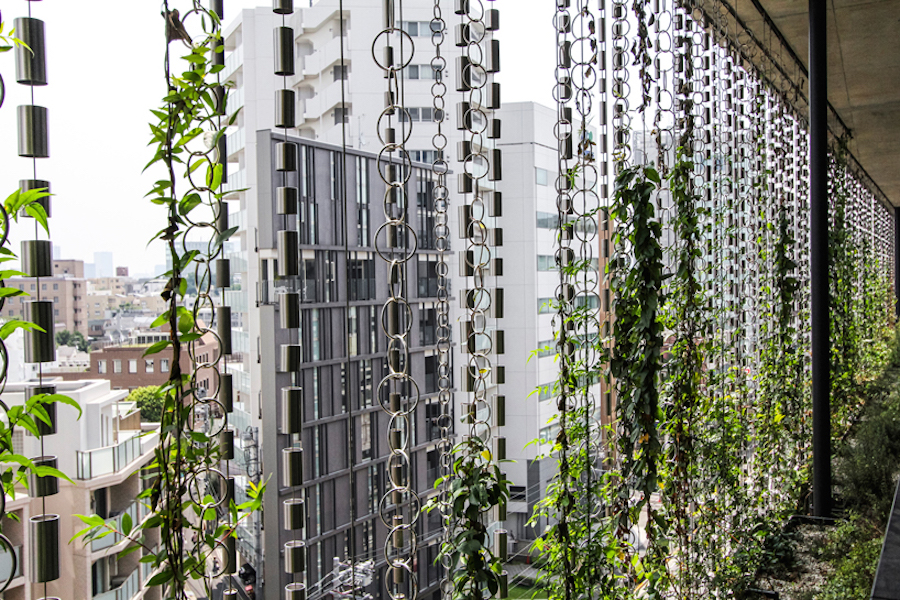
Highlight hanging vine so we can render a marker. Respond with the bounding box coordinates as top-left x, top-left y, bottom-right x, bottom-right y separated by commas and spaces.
75, 5, 262, 599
